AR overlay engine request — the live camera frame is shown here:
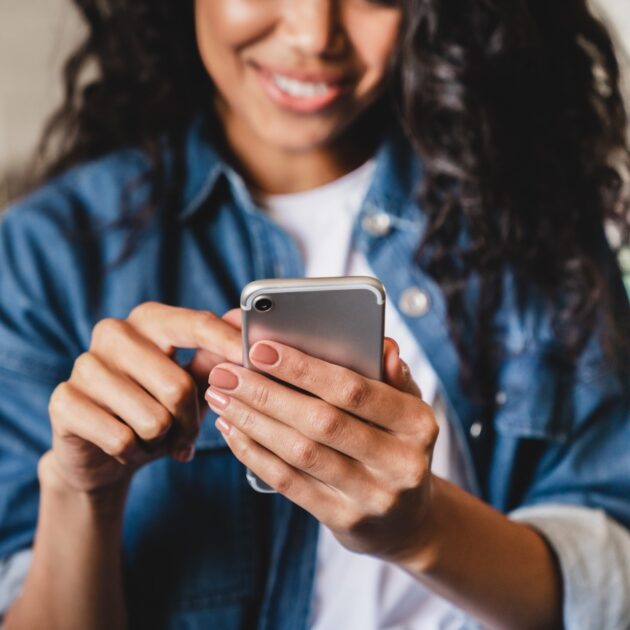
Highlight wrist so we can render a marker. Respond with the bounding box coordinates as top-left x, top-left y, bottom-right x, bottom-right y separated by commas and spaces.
38, 451, 130, 515
395, 475, 449, 575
